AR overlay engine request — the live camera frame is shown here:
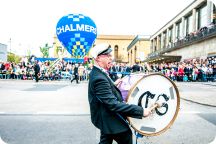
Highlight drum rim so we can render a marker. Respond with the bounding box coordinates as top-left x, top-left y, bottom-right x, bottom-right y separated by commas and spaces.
126, 73, 180, 137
